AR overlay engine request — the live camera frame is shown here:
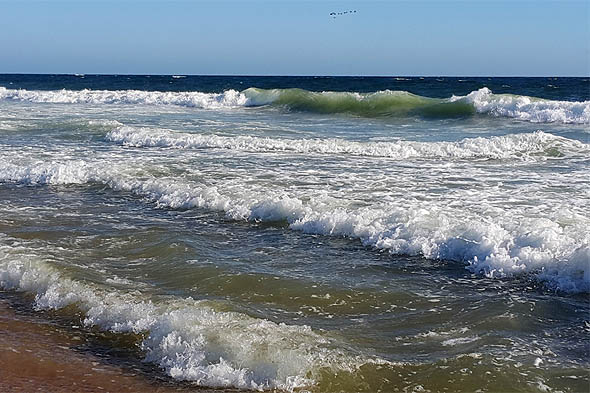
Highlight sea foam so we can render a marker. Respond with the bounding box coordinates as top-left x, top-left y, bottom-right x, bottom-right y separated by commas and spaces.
0, 86, 247, 109
105, 126, 589, 161
457, 87, 590, 124
0, 156, 587, 293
